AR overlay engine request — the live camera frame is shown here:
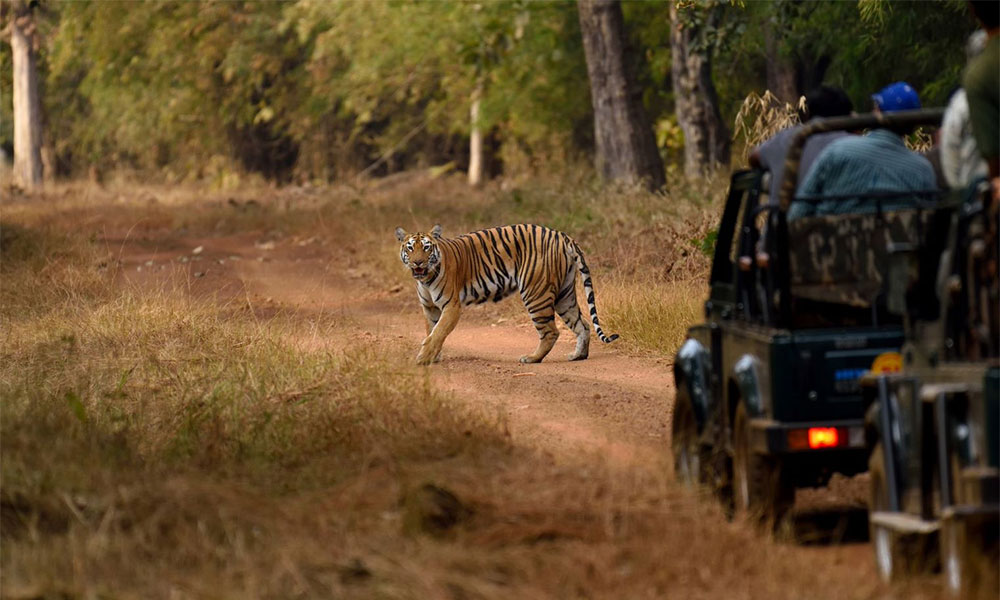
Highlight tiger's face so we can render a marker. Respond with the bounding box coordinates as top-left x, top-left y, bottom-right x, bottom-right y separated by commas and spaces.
395, 225, 442, 282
